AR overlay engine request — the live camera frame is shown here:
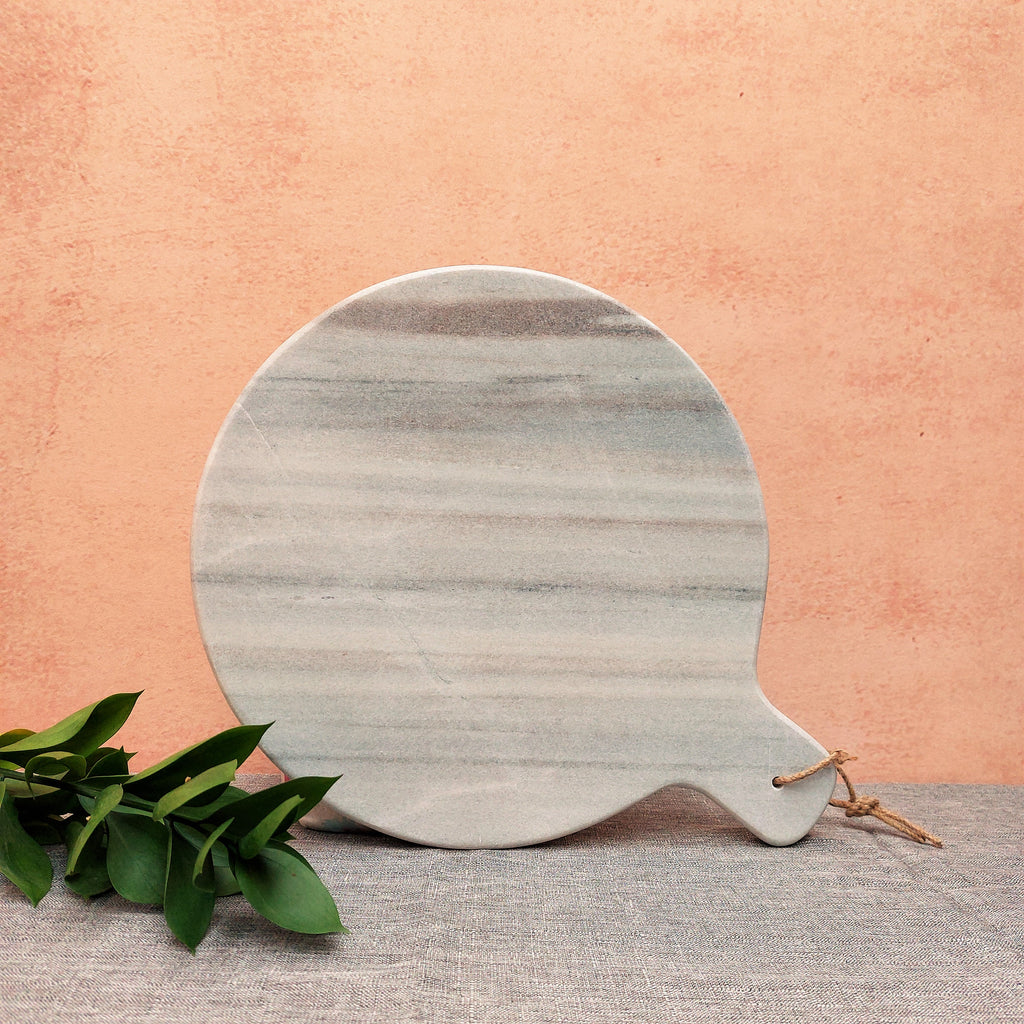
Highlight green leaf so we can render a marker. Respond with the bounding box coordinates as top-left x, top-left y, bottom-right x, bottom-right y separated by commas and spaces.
151, 761, 237, 822
25, 752, 88, 783
238, 795, 303, 859
203, 776, 340, 837
0, 733, 34, 751
77, 792, 147, 819
0, 741, 33, 757
0, 693, 141, 762
172, 784, 249, 821
123, 725, 270, 798
0, 777, 52, 799
0, 780, 53, 906
24, 755, 68, 778
191, 819, 233, 890
106, 811, 168, 905
61, 753, 91, 779
164, 827, 215, 953
86, 747, 134, 777
234, 842, 345, 935
66, 784, 122, 874
211, 843, 240, 897
63, 820, 112, 898
172, 822, 241, 896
